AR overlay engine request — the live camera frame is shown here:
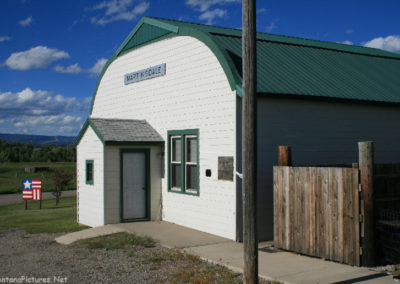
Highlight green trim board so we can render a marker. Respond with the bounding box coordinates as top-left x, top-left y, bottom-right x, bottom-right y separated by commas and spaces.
75, 119, 105, 146
89, 16, 400, 115
167, 129, 199, 196
119, 148, 151, 222
105, 141, 164, 146
85, 160, 94, 185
